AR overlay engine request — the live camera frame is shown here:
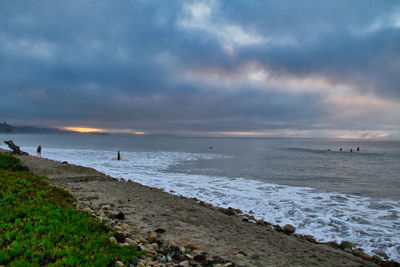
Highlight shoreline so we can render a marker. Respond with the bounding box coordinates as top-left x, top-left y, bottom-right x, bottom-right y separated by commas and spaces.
3, 149, 392, 266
